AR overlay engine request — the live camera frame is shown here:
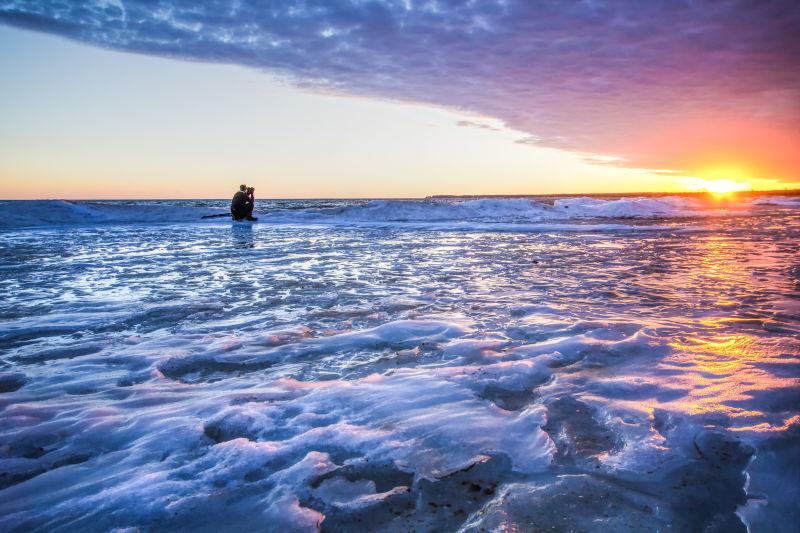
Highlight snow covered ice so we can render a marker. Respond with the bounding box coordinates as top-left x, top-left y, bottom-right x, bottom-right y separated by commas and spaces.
0, 196, 799, 531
